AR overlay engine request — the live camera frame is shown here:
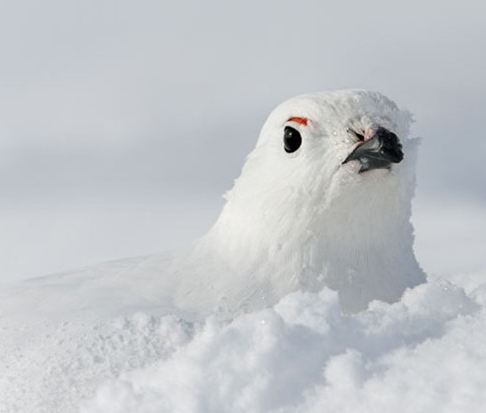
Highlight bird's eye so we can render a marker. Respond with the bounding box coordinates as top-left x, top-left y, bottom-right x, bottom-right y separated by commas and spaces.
283, 126, 302, 153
